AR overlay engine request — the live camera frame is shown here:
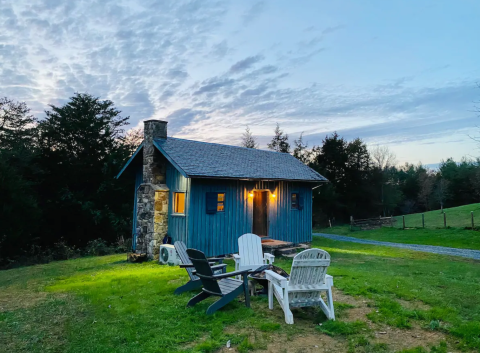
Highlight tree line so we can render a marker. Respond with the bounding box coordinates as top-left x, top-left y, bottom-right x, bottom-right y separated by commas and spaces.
0, 94, 136, 266
242, 124, 480, 225
1, 93, 478, 266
